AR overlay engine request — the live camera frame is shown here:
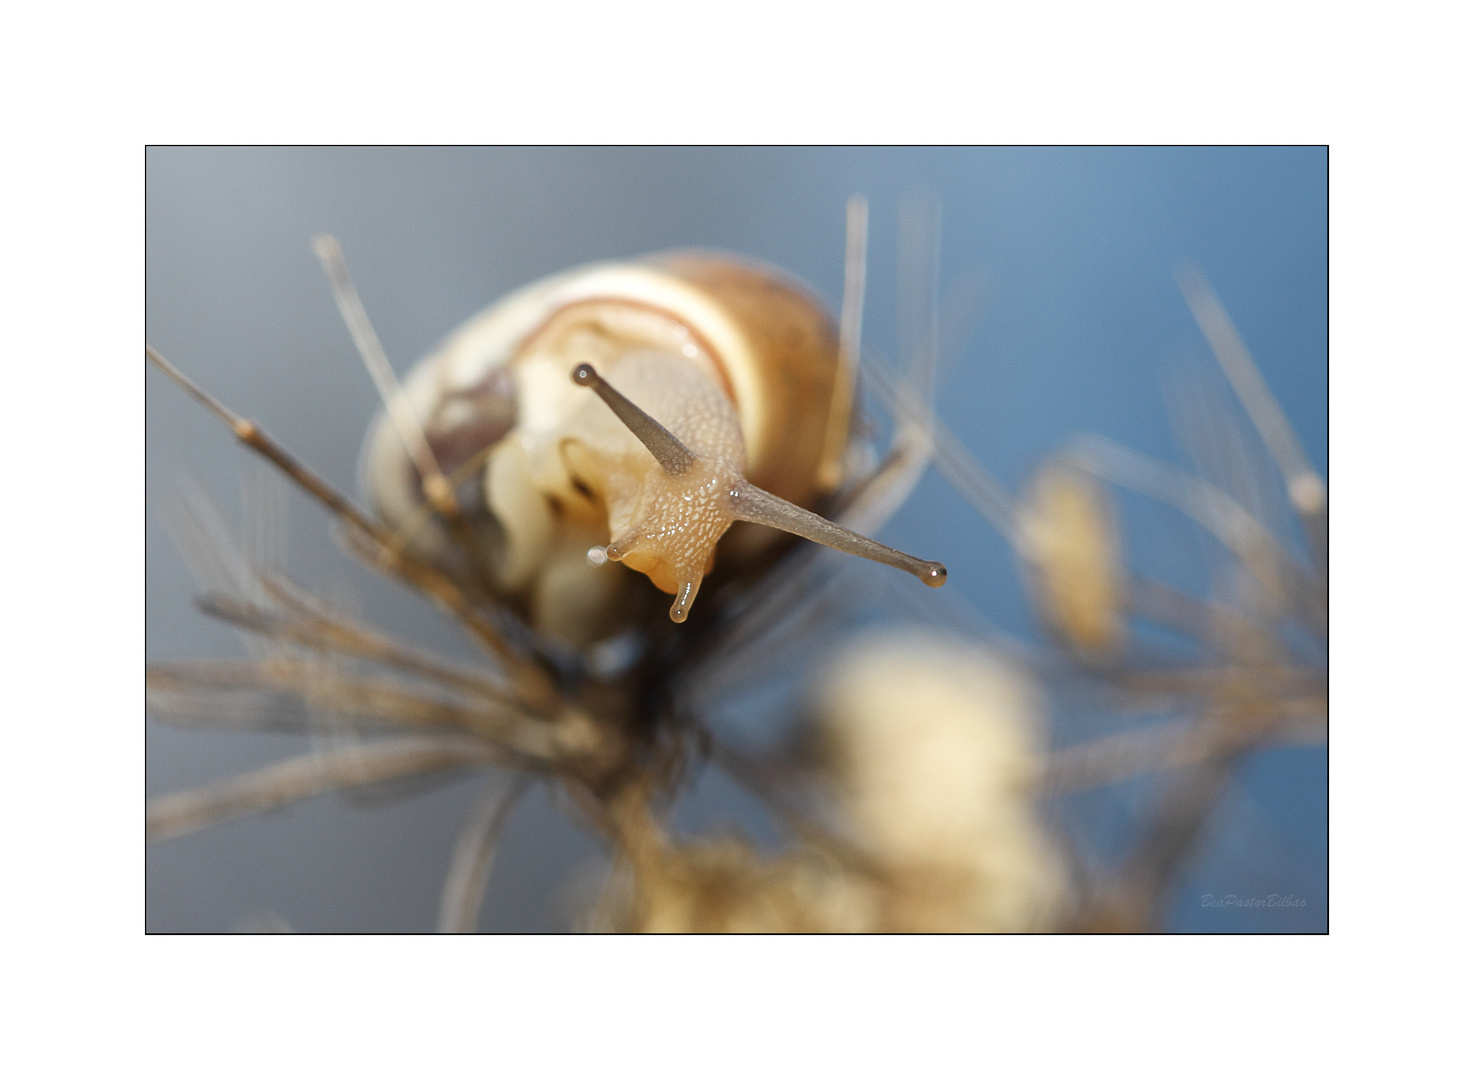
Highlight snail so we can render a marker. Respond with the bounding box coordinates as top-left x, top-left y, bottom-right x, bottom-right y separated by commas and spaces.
359, 250, 945, 646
